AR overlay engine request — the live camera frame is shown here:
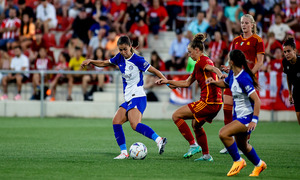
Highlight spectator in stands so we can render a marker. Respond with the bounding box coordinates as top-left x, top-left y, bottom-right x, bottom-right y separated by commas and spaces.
28, 29, 47, 66
146, 0, 169, 40
31, 47, 53, 100
122, 0, 146, 33
0, 50, 11, 85
66, 46, 88, 101
83, 0, 94, 15
269, 3, 285, 26
0, 8, 21, 51
236, 0, 264, 28
285, 0, 300, 32
224, 0, 243, 41
264, 32, 283, 57
67, 37, 84, 59
207, 31, 227, 68
128, 16, 149, 49
68, 0, 84, 19
0, 0, 5, 16
4, 0, 18, 18
206, 15, 223, 42
17, 0, 35, 22
88, 28, 108, 58
36, 0, 58, 33
107, 0, 127, 34
46, 52, 70, 101
266, 47, 284, 73
206, 0, 224, 23
144, 50, 166, 91
92, 0, 110, 18
186, 11, 209, 41
165, 28, 189, 71
65, 7, 95, 45
105, 29, 120, 59
268, 14, 291, 43
88, 16, 110, 40
0, 46, 29, 101
19, 13, 36, 51
165, 0, 184, 31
